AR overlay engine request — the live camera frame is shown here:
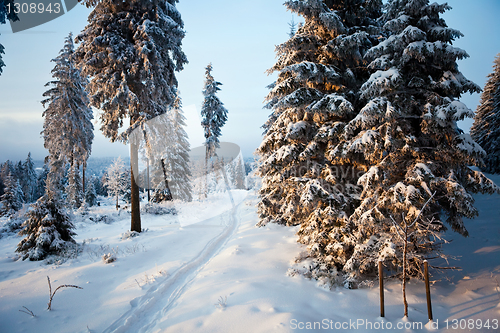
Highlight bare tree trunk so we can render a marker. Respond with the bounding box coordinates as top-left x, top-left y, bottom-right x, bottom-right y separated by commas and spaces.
82, 163, 86, 195
146, 158, 150, 202
116, 194, 119, 210
160, 159, 173, 201
130, 138, 141, 232
204, 145, 209, 198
